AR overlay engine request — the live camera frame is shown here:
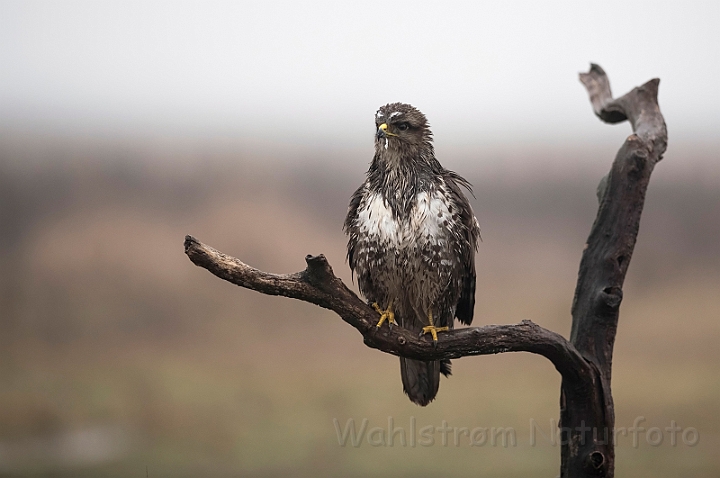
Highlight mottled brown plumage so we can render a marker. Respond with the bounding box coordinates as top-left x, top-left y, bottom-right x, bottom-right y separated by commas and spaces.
344, 103, 480, 405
